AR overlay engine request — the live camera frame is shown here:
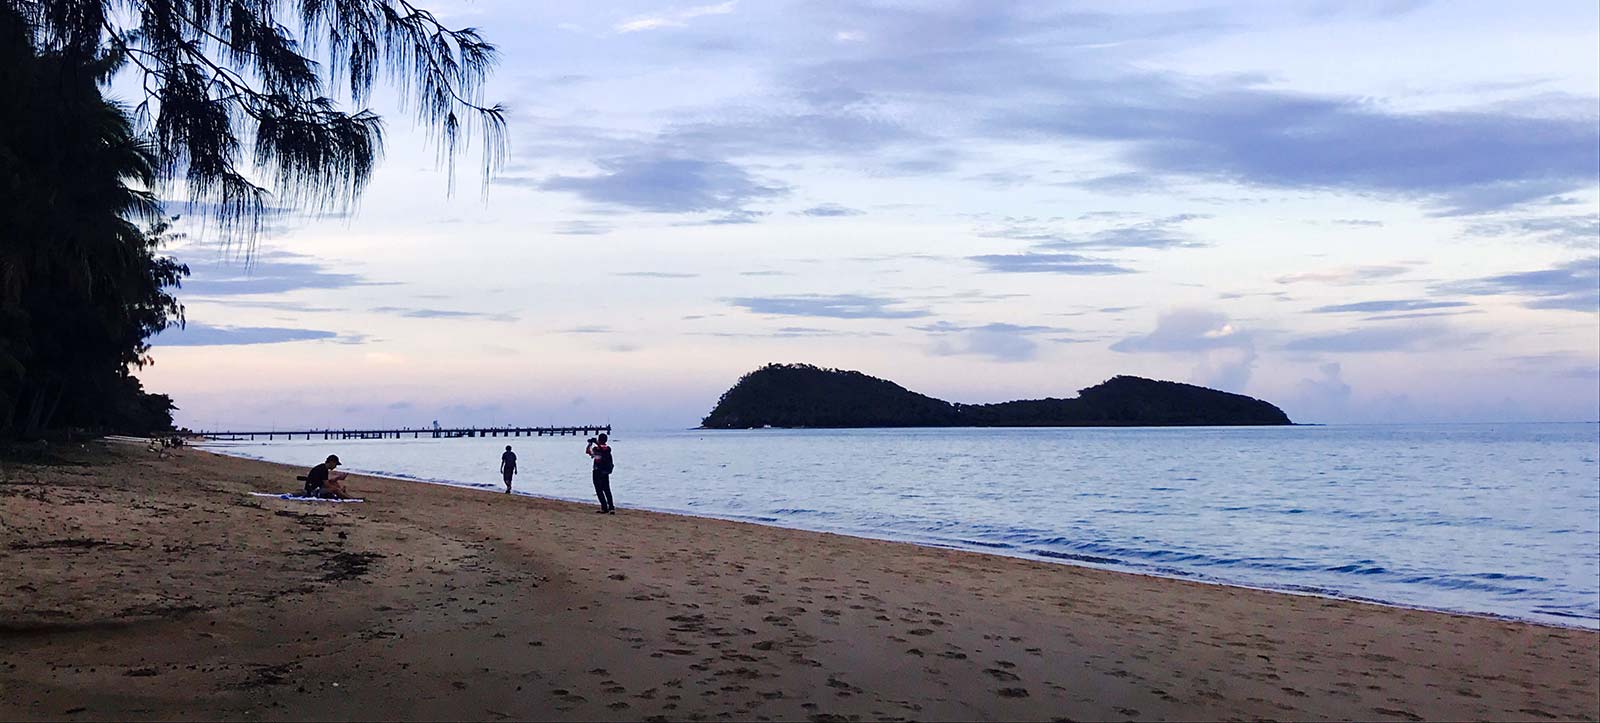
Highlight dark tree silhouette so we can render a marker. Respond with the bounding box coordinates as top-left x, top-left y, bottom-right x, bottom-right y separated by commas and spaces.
1, 0, 506, 438
6, 0, 507, 241
2, 6, 188, 436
